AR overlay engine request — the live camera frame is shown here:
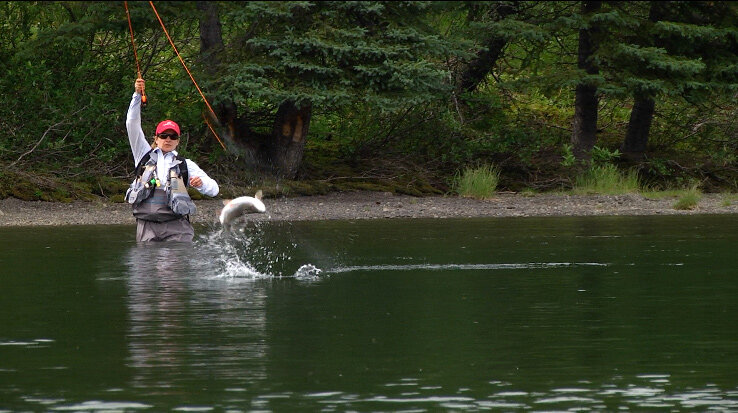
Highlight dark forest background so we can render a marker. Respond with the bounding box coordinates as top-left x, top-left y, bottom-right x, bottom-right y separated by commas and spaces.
1, 1, 737, 201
